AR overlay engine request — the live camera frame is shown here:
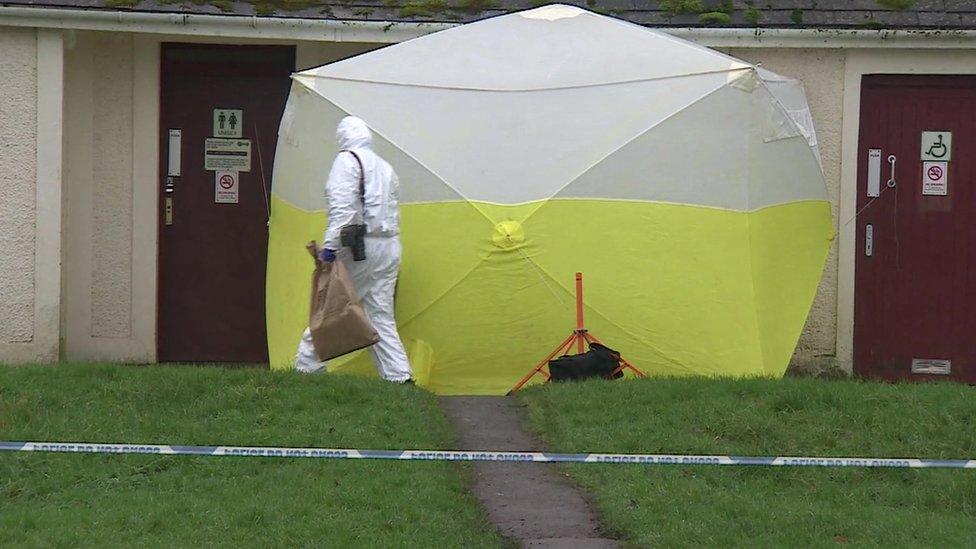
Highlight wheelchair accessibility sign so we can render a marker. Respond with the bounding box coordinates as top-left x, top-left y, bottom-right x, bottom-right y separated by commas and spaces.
921, 131, 952, 162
